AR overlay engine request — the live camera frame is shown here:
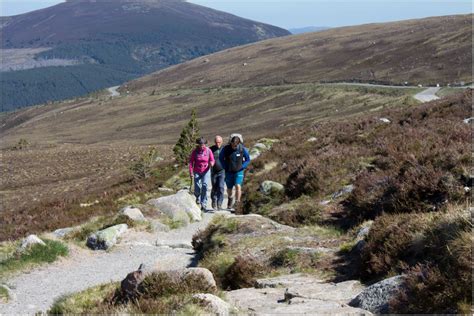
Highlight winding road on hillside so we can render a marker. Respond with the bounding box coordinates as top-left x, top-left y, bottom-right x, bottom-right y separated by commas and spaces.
107, 86, 121, 97
329, 82, 442, 103
413, 87, 441, 102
